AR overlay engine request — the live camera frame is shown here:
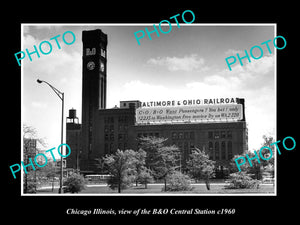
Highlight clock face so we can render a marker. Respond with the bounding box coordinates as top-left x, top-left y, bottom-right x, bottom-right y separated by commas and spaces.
87, 61, 95, 70
100, 61, 105, 72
